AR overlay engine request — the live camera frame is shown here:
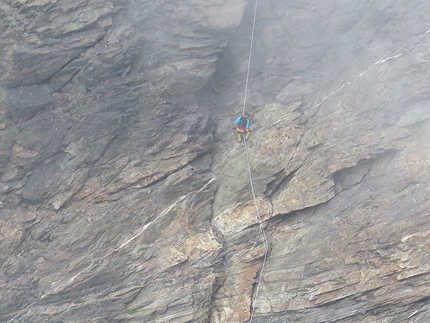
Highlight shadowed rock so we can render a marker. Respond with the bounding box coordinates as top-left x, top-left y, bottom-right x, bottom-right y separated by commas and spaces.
1, 0, 430, 322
